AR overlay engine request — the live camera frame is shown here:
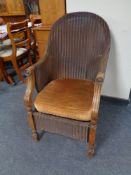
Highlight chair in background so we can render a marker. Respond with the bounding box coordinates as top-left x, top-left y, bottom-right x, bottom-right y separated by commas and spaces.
29, 14, 42, 61
29, 15, 42, 27
0, 58, 14, 84
0, 17, 5, 26
24, 12, 111, 158
0, 20, 32, 82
